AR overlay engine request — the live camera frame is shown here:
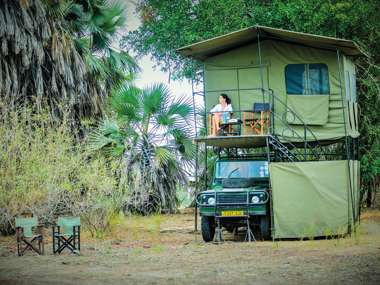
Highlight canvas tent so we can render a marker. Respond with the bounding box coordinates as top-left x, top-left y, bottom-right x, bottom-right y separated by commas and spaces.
178, 25, 362, 142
